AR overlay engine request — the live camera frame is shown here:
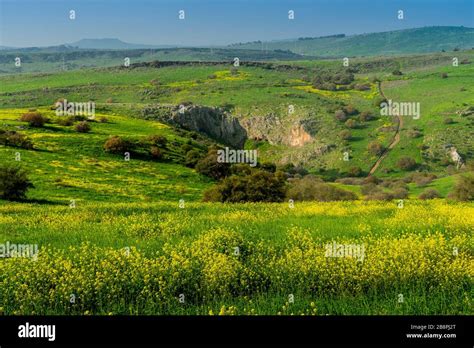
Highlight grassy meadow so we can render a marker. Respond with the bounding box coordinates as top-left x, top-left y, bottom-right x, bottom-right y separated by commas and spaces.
0, 49, 473, 316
